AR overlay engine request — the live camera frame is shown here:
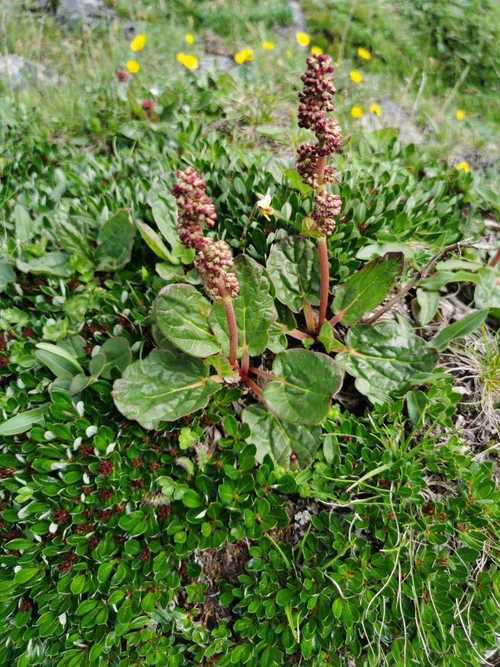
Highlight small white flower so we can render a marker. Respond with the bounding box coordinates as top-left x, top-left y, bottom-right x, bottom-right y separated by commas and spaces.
76, 401, 85, 417
86, 425, 98, 438
49, 523, 58, 534
83, 472, 90, 484
256, 192, 274, 221
58, 613, 67, 626
44, 431, 55, 441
